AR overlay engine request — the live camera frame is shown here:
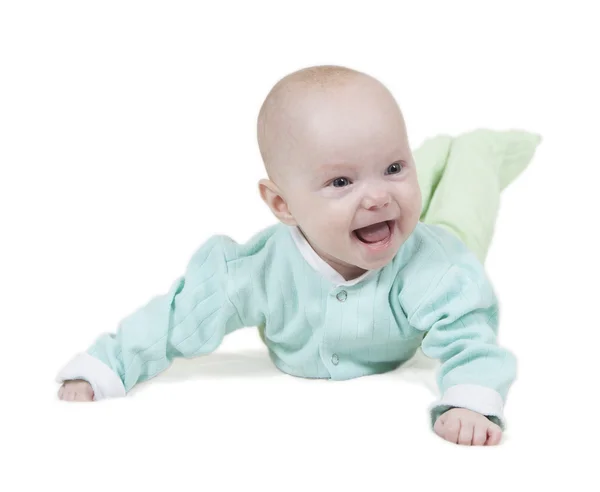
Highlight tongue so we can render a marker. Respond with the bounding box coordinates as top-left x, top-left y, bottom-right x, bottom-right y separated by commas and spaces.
355, 221, 390, 243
